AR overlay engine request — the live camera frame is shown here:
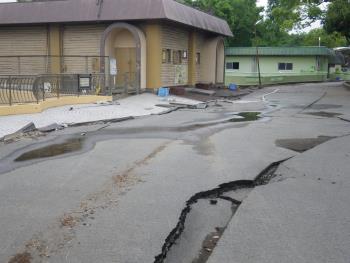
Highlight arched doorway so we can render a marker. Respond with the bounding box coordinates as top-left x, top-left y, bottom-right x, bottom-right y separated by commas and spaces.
100, 23, 146, 94
215, 37, 225, 84
199, 36, 225, 85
